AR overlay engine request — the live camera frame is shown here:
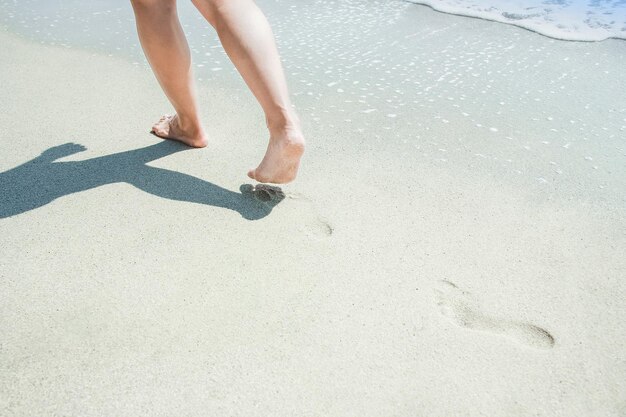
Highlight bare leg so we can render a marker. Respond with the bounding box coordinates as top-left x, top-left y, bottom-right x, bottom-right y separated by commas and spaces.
192, 0, 305, 183
131, 0, 208, 147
